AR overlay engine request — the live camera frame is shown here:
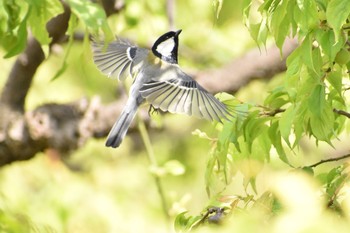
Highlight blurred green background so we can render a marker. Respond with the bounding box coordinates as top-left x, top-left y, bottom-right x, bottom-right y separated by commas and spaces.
1, 0, 350, 232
